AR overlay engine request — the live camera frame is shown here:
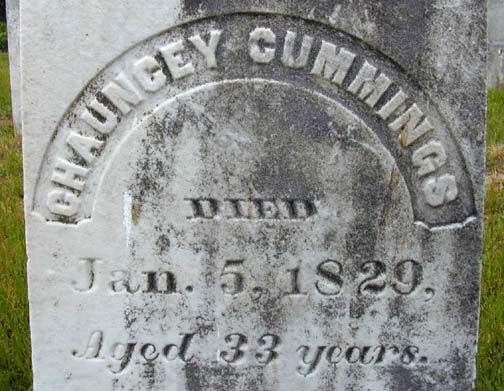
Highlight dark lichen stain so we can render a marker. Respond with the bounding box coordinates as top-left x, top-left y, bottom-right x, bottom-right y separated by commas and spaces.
155, 234, 171, 255
185, 362, 268, 391
344, 143, 386, 260
181, 0, 269, 18
246, 85, 331, 199
385, 364, 431, 391
124, 308, 138, 329
349, 298, 367, 320
141, 363, 156, 389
